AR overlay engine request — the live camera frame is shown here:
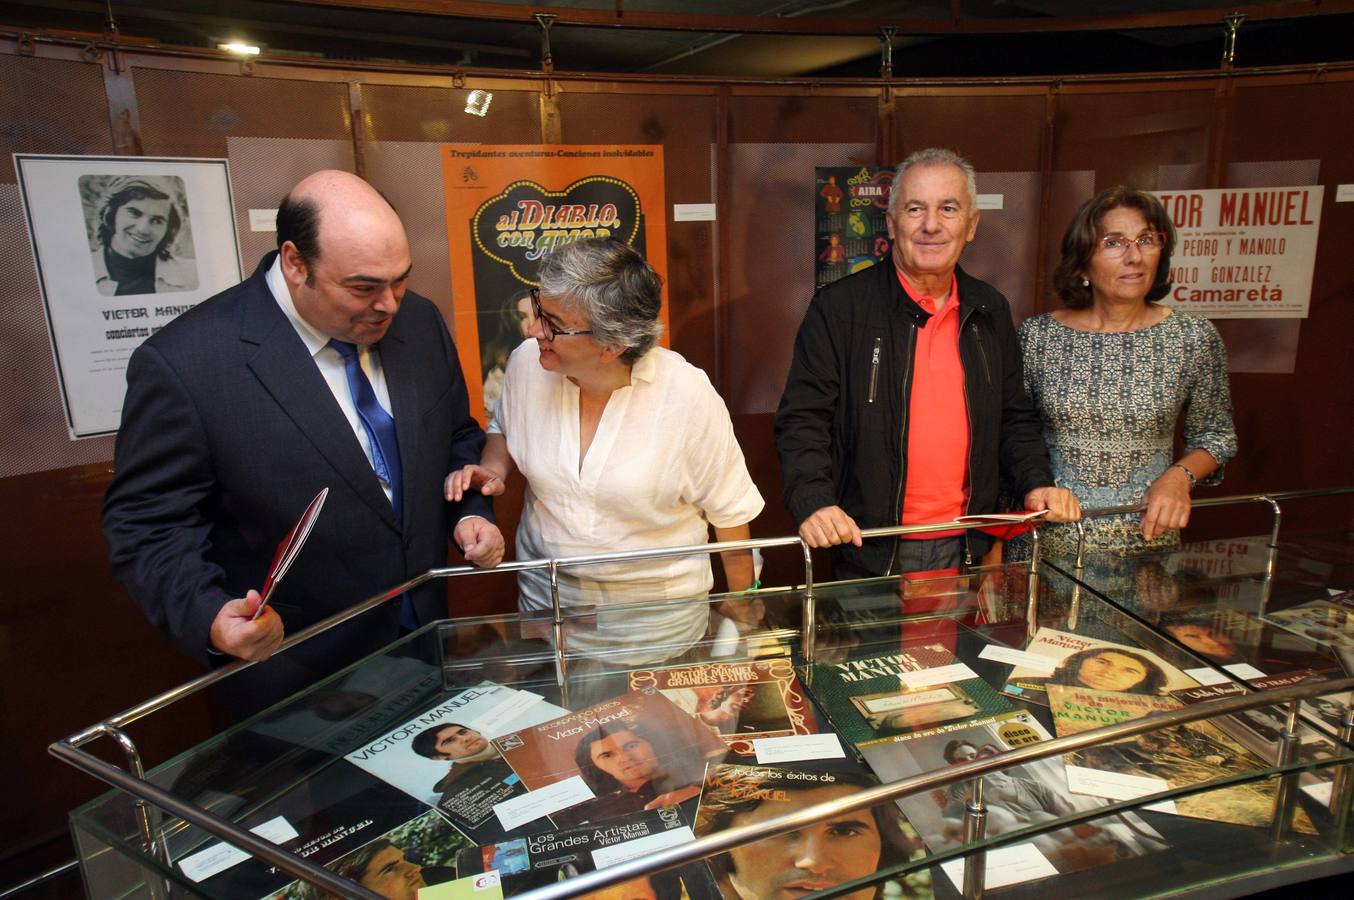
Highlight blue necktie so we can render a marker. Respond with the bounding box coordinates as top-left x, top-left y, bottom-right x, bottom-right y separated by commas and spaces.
331, 340, 416, 630
330, 340, 403, 521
